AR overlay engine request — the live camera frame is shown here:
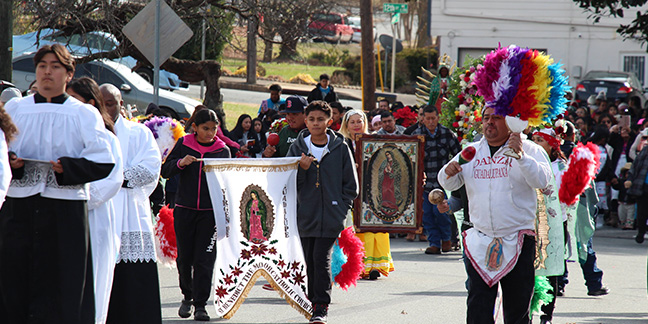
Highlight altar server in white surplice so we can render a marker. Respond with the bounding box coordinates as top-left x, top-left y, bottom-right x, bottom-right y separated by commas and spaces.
67, 77, 125, 324
0, 44, 115, 324
100, 84, 162, 324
